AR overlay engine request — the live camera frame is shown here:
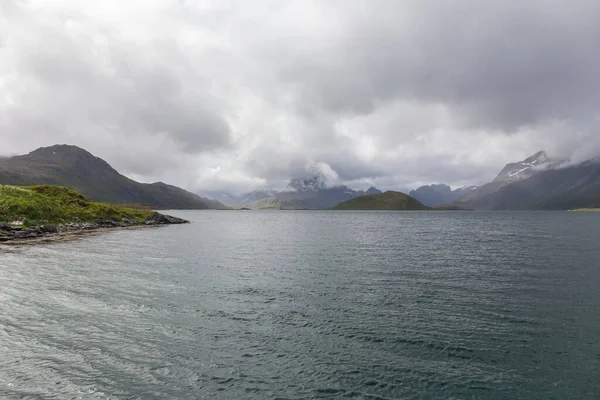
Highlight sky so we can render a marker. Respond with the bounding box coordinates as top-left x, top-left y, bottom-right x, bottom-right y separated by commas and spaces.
1, 0, 600, 194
